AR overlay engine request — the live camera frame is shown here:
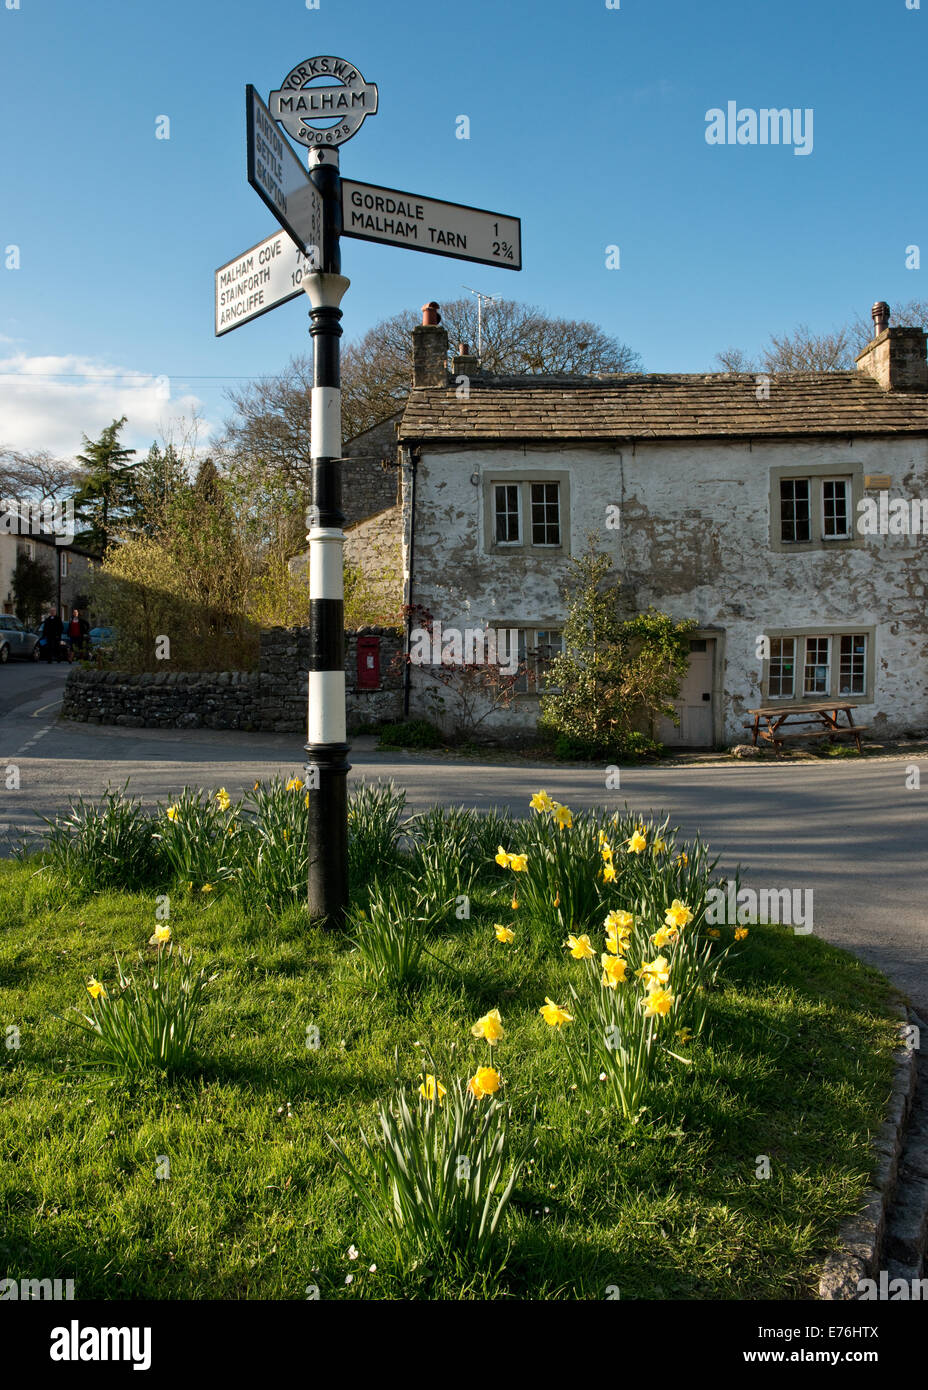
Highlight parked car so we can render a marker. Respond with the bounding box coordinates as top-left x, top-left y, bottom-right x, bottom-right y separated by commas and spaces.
88, 626, 115, 648
0, 613, 40, 662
